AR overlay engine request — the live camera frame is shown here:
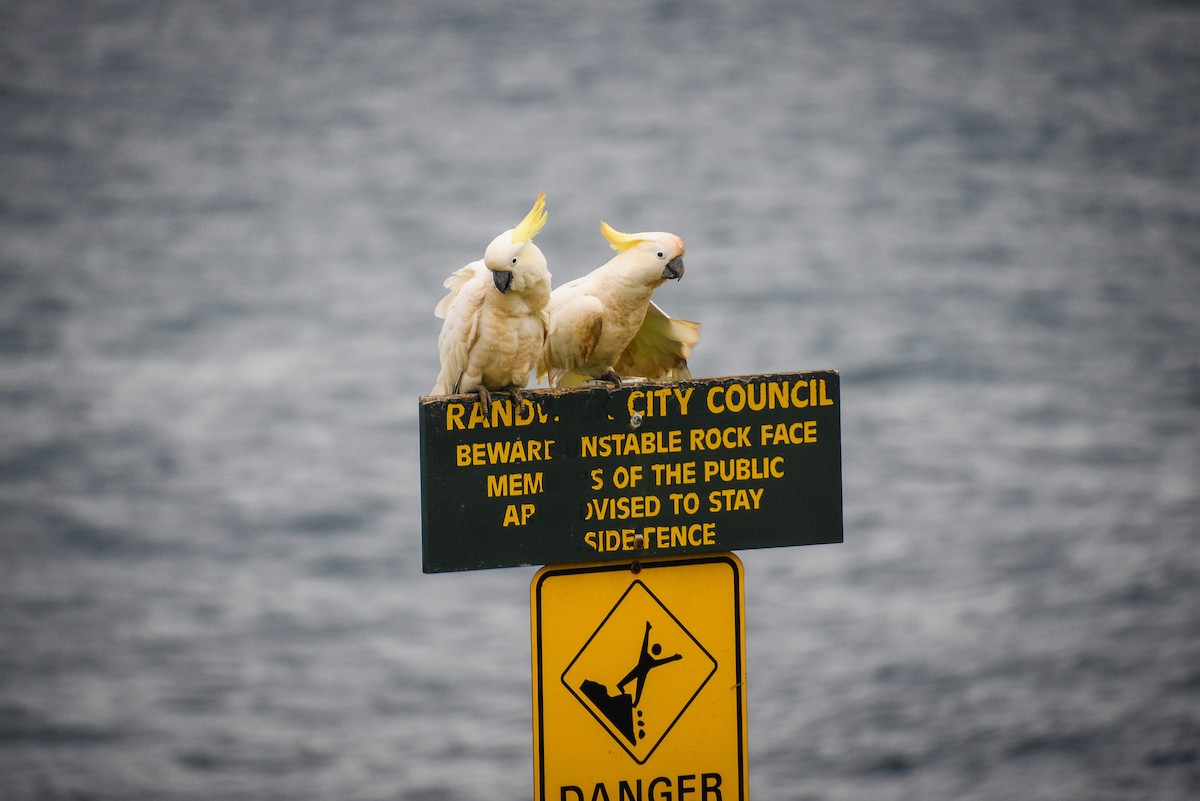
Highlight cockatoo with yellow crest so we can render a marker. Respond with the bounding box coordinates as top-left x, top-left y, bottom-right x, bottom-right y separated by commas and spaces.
538, 221, 699, 388
432, 193, 551, 412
